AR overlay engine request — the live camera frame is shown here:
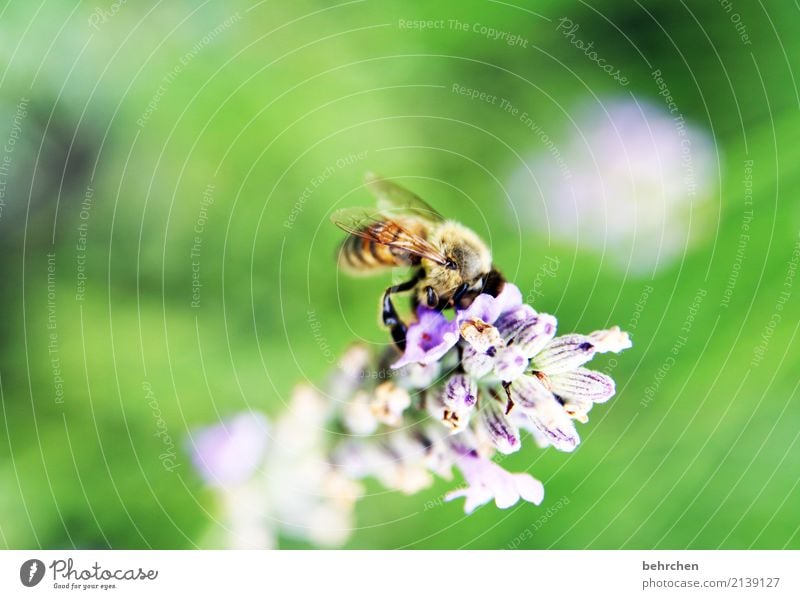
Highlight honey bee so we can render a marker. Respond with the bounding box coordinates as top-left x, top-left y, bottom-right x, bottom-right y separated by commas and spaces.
332, 172, 505, 351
